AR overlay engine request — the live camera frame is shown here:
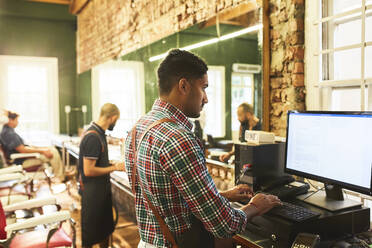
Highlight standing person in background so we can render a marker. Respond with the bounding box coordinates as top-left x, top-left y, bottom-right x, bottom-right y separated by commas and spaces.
219, 103, 261, 163
78, 103, 125, 248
